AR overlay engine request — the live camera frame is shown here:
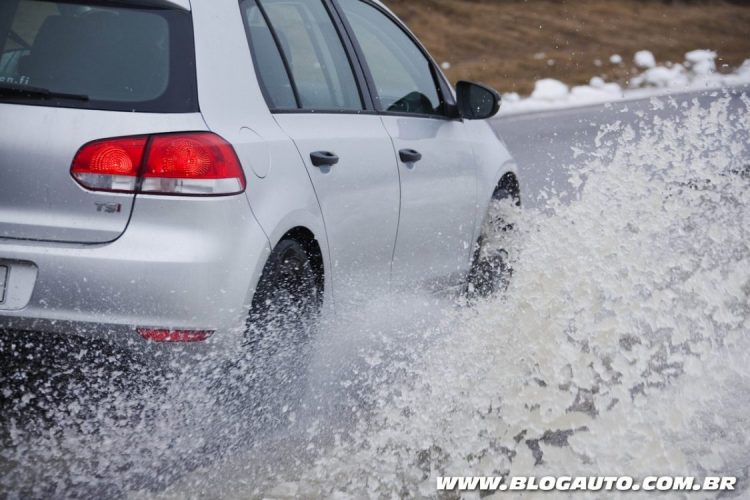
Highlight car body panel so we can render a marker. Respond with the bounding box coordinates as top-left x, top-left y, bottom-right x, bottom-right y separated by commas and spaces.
0, 104, 207, 243
383, 115, 478, 289
190, 0, 333, 309
0, 194, 270, 356
463, 119, 519, 245
274, 113, 400, 302
113, 0, 191, 10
